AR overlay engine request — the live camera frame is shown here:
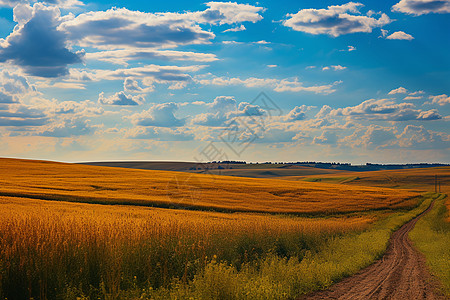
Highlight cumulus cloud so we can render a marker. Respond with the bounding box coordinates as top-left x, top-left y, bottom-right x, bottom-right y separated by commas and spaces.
59, 8, 214, 49
392, 0, 450, 15
322, 65, 347, 71
283, 2, 391, 37
325, 98, 442, 121
202, 2, 264, 25
238, 102, 265, 116
397, 125, 450, 149
209, 96, 237, 112
428, 94, 450, 106
284, 106, 308, 121
388, 87, 408, 94
386, 31, 414, 40
191, 112, 229, 127
130, 102, 185, 127
123, 77, 154, 93
191, 96, 270, 127
315, 105, 332, 119
98, 91, 144, 106
360, 125, 397, 149
0, 3, 83, 77
60, 3, 263, 50
191, 96, 237, 127
223, 24, 246, 32
0, 70, 33, 94
313, 131, 339, 145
